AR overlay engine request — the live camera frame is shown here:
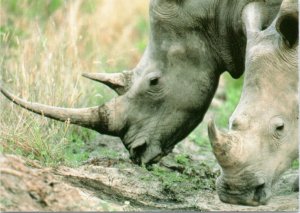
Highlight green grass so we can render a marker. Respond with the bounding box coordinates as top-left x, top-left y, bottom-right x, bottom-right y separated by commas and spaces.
175, 154, 190, 166
147, 159, 218, 199
0, 113, 96, 167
